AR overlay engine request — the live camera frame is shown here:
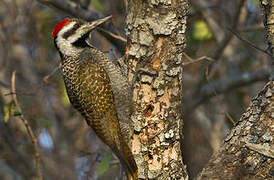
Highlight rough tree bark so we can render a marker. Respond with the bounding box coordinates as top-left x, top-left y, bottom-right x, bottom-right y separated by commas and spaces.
196, 1, 274, 179
197, 81, 274, 180
124, 0, 189, 179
